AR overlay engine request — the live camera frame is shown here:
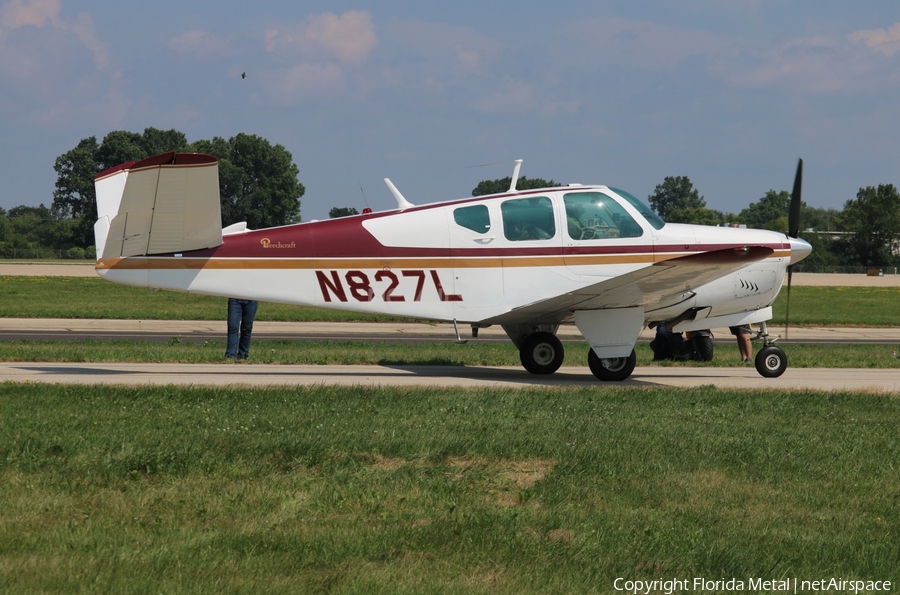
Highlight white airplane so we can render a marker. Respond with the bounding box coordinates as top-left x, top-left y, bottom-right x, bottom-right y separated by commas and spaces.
92, 153, 811, 381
